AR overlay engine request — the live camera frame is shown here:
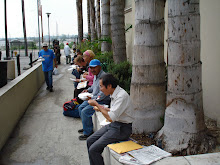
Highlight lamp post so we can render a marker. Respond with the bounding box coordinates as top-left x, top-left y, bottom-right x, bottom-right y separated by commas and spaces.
21, 0, 28, 57
37, 0, 41, 52
4, 0, 10, 60
46, 12, 51, 48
